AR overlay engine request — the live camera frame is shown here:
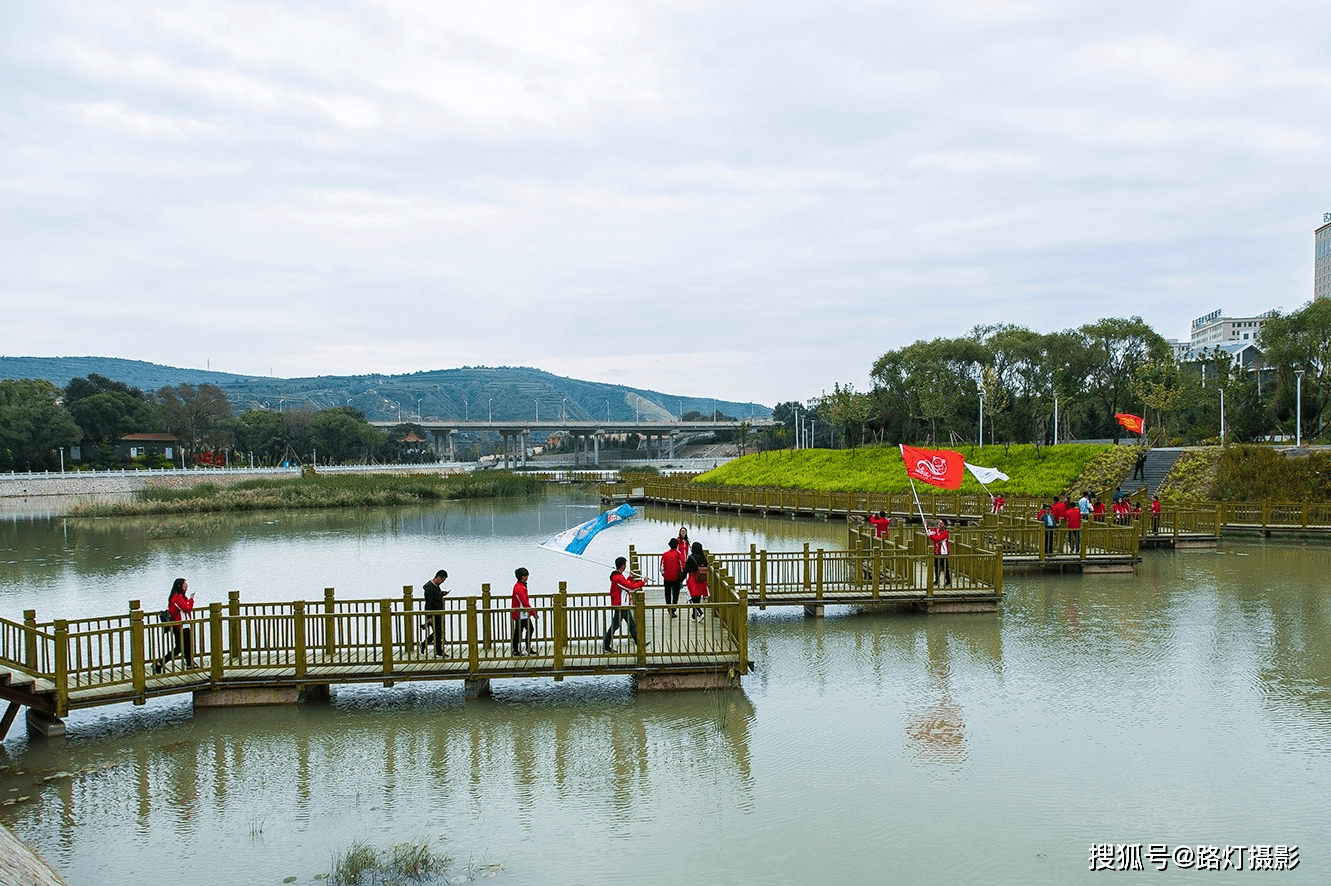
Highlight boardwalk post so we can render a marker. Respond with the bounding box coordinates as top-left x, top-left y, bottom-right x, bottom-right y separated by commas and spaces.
400, 586, 413, 656
802, 543, 811, 592
130, 608, 146, 704
749, 544, 757, 595
816, 548, 825, 600
635, 593, 647, 667
872, 542, 881, 600
53, 619, 68, 718
466, 598, 480, 672
324, 588, 335, 658
481, 584, 492, 652
379, 601, 394, 681
228, 591, 241, 662
553, 584, 567, 677
758, 551, 768, 609
209, 603, 223, 684
23, 610, 36, 671
293, 601, 307, 679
